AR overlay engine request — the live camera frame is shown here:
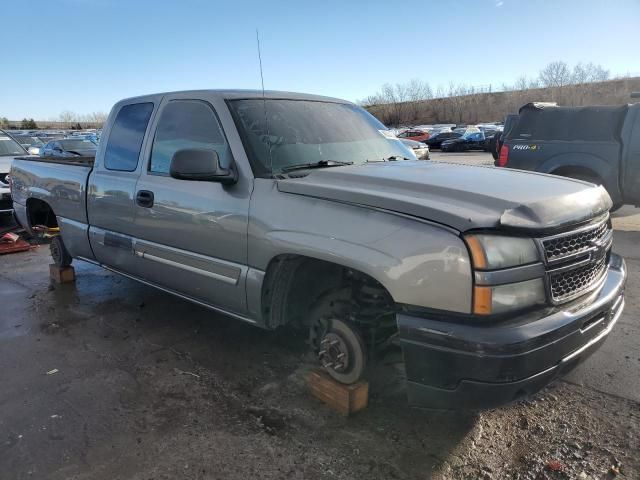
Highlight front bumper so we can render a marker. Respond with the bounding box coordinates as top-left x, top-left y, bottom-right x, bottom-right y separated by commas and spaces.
398, 253, 626, 410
